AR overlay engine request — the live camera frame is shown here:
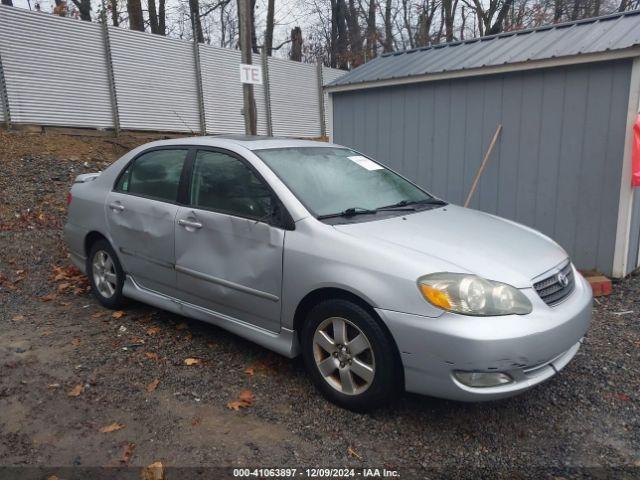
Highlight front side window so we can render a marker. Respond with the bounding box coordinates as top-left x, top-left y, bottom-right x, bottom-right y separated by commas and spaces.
115, 149, 187, 203
190, 150, 273, 219
255, 147, 433, 217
